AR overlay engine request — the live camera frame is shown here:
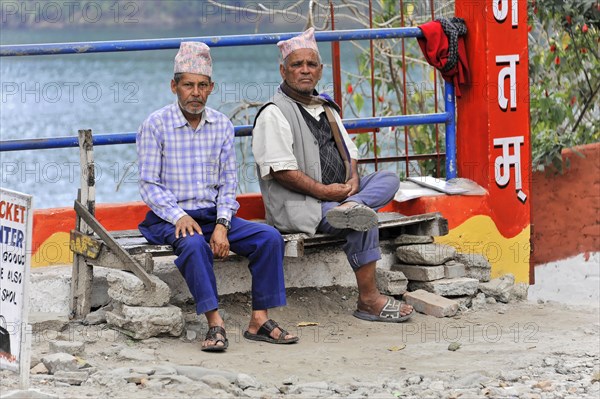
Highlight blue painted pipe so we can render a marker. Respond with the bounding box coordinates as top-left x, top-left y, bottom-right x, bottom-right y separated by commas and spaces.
0, 113, 449, 152
444, 82, 457, 179
0, 28, 423, 57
